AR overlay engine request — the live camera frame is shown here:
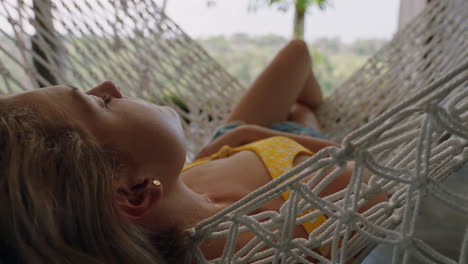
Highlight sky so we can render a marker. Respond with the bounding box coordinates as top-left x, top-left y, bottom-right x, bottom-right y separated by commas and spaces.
165, 0, 400, 43
0, 0, 400, 43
